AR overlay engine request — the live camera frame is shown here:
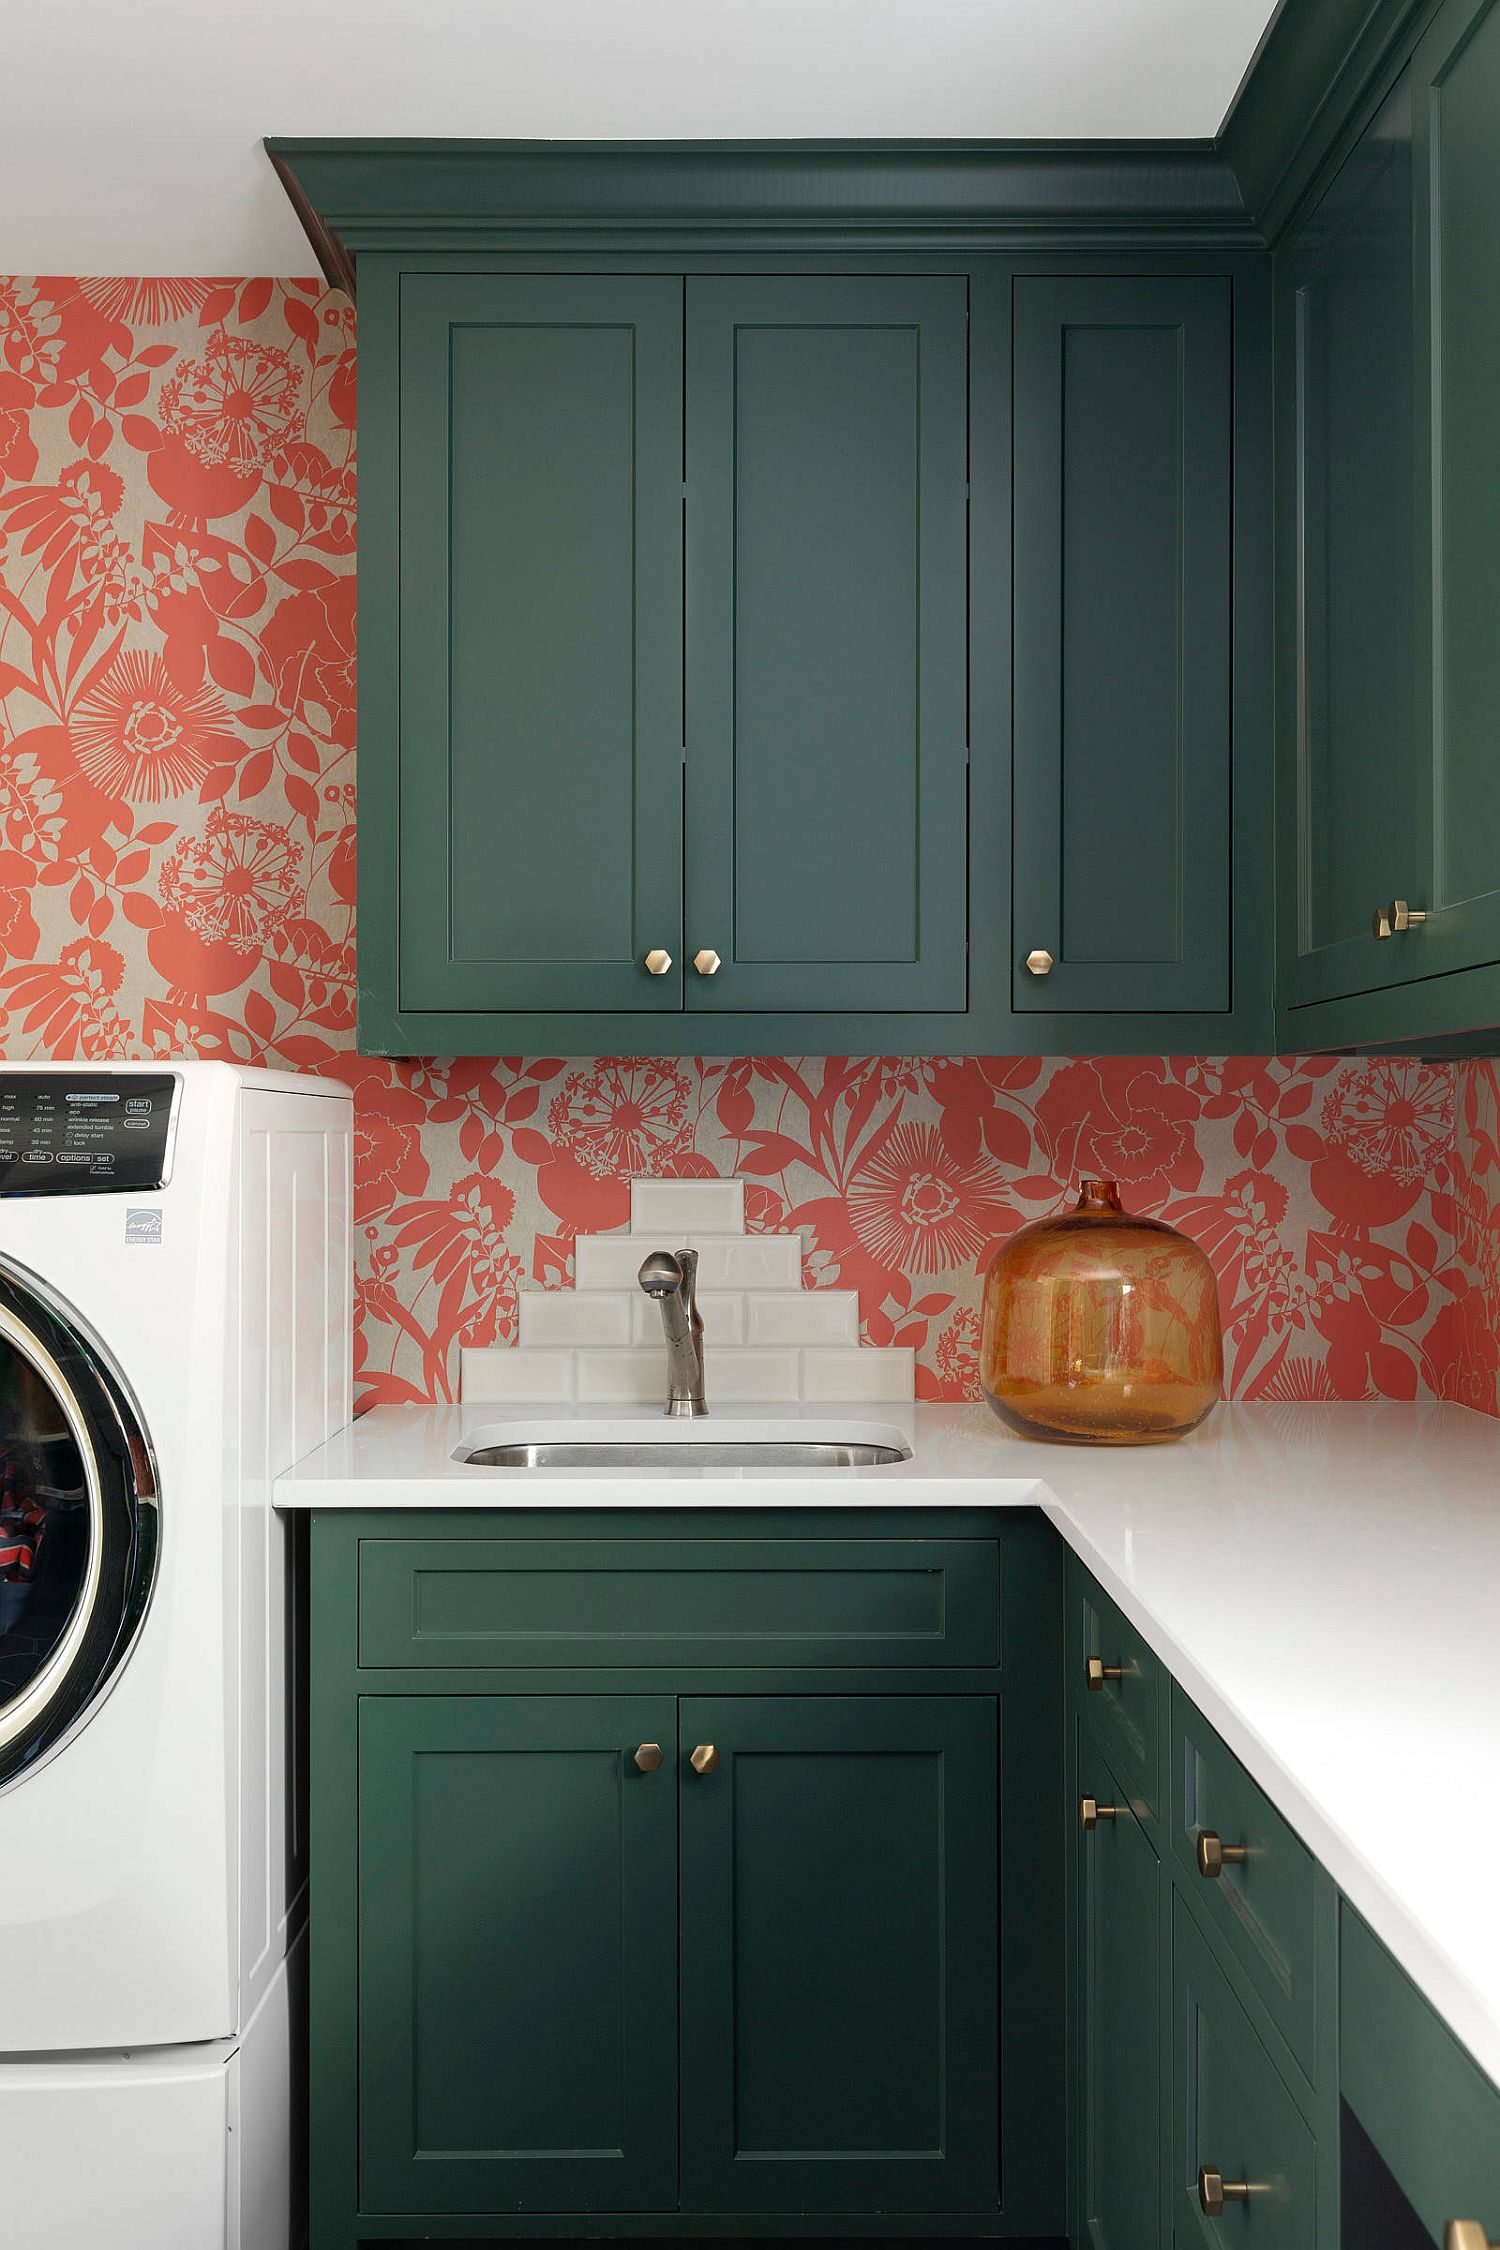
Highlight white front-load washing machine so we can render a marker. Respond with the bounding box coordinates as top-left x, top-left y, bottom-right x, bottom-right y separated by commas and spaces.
0, 1059, 351, 2250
